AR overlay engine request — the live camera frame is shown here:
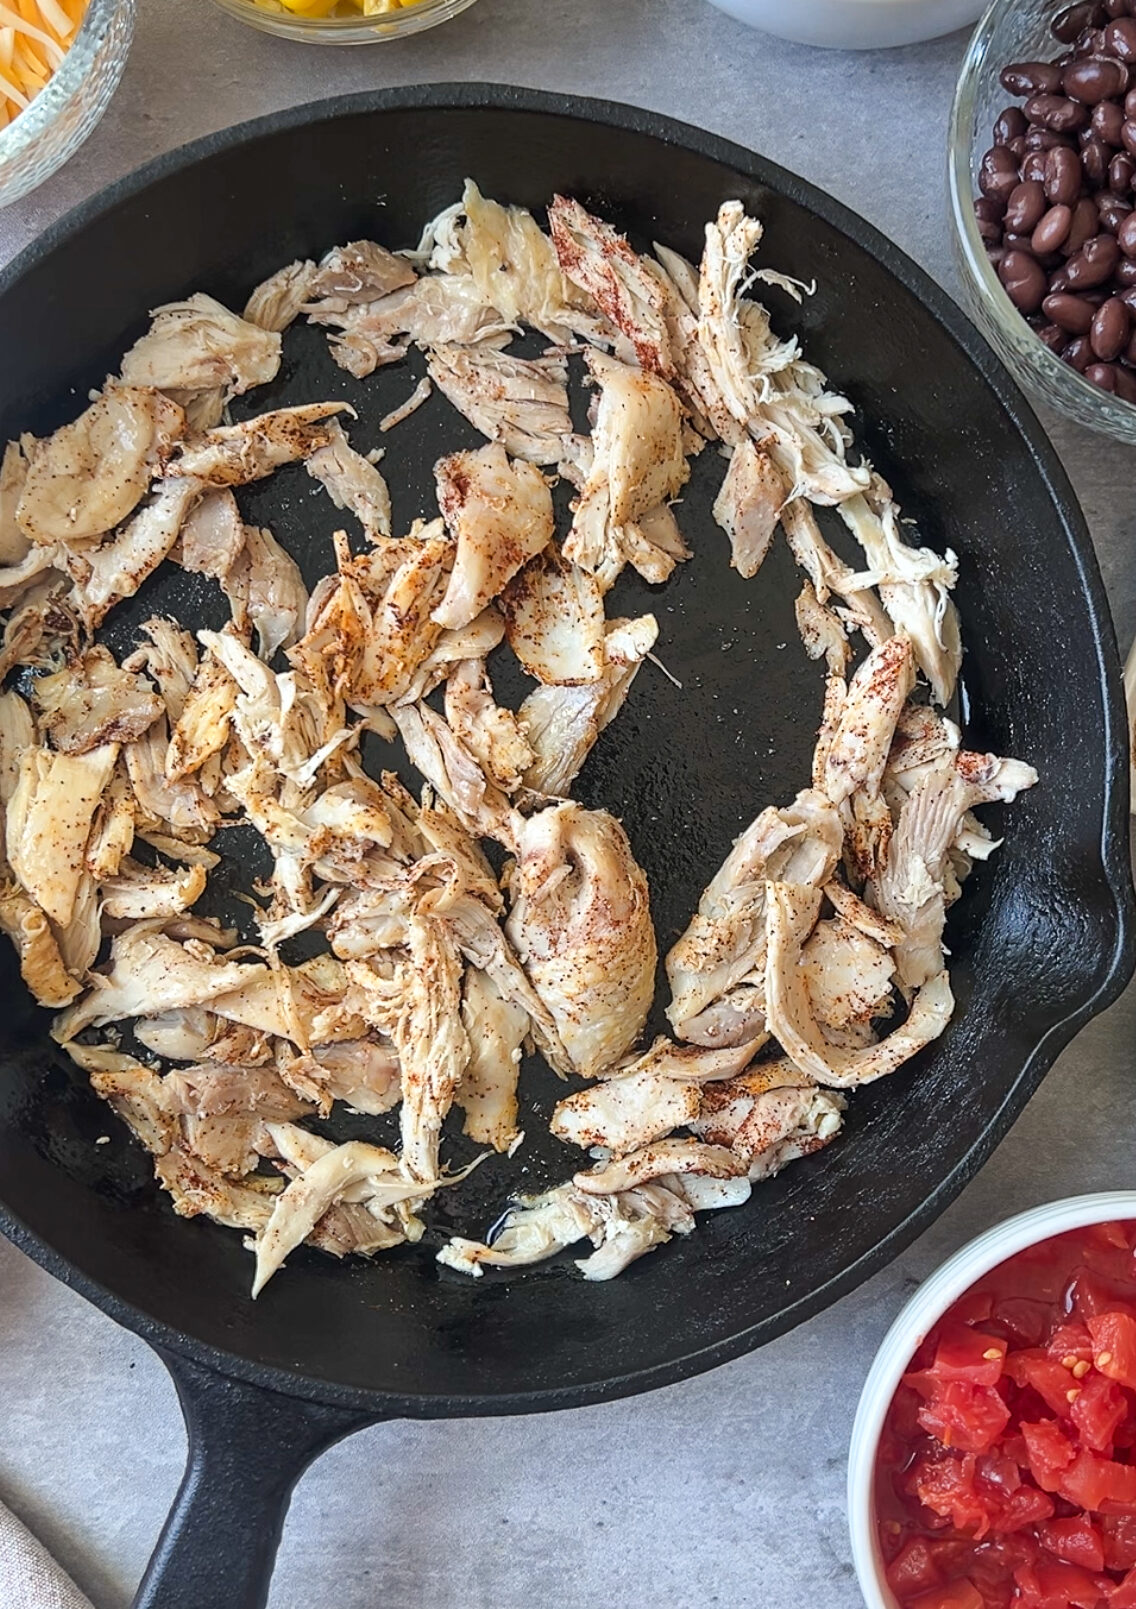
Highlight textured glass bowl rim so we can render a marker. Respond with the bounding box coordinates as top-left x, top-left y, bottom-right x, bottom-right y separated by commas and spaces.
210, 0, 479, 37
847, 1191, 1136, 1609
0, 0, 131, 174
947, 0, 1136, 440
